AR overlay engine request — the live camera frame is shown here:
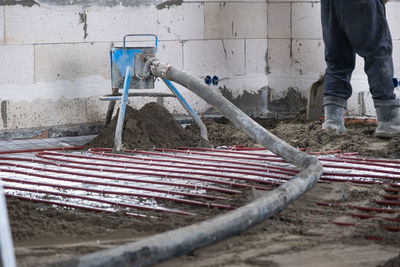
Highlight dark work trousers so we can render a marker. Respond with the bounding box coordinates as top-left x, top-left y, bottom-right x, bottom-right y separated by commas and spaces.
321, 0, 395, 101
